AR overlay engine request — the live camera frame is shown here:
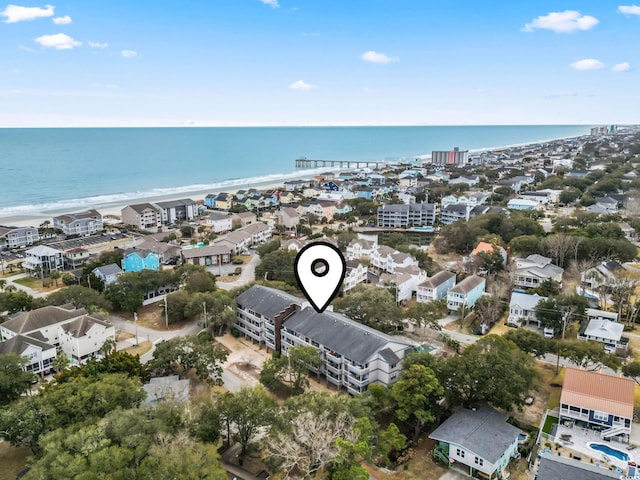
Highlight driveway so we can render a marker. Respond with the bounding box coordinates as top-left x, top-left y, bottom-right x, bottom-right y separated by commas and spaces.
217, 255, 260, 290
